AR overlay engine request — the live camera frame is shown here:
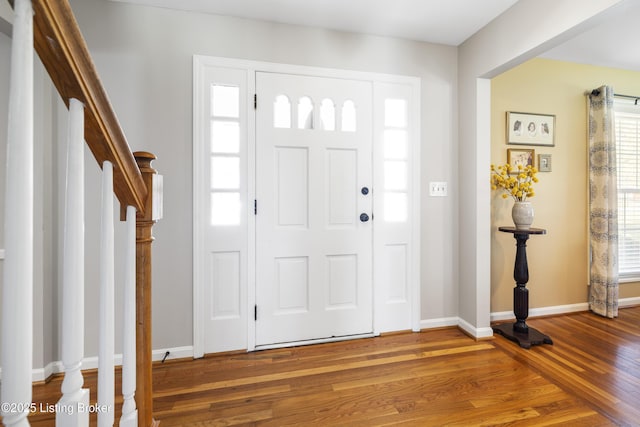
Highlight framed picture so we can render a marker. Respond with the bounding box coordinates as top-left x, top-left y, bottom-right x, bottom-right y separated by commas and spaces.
507, 111, 555, 146
507, 148, 535, 170
538, 154, 552, 172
